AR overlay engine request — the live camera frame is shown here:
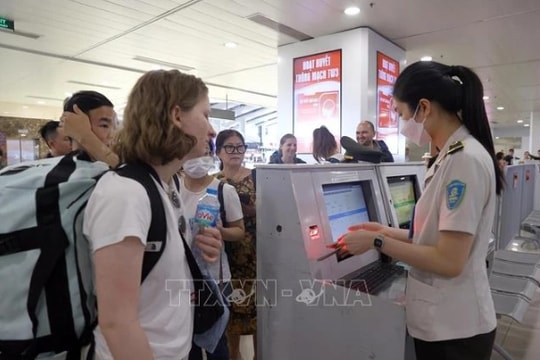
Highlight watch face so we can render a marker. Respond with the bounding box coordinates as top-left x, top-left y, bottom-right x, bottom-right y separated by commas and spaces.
374, 237, 384, 249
